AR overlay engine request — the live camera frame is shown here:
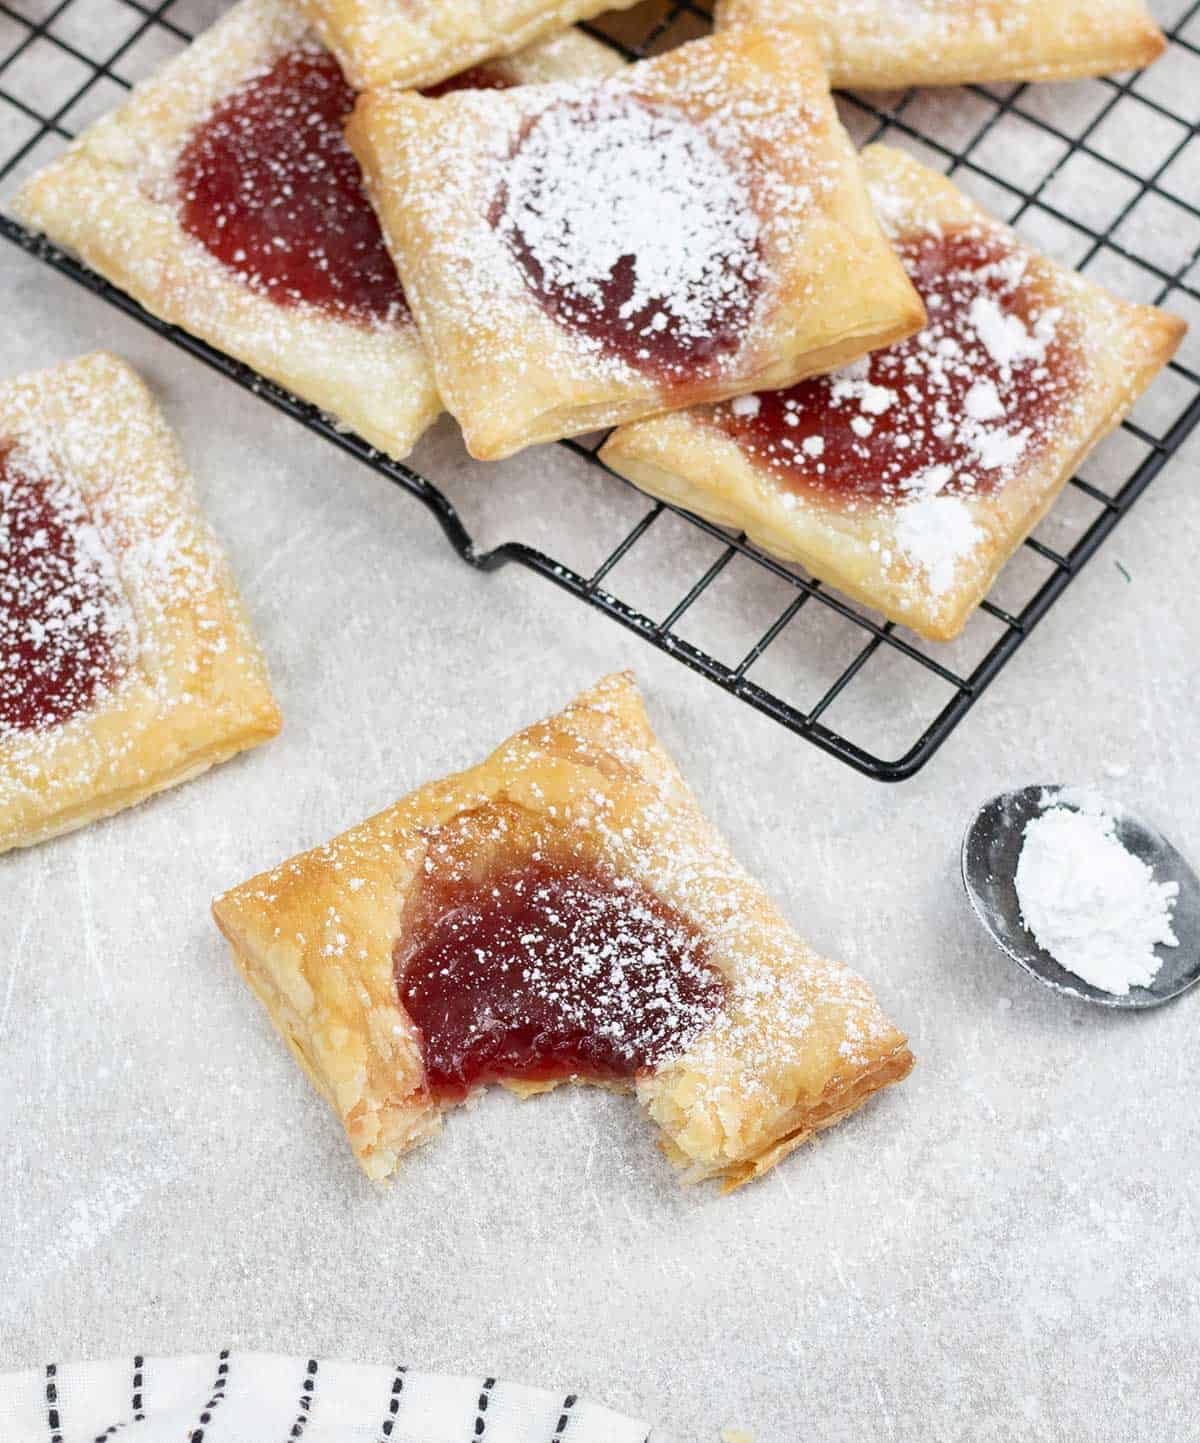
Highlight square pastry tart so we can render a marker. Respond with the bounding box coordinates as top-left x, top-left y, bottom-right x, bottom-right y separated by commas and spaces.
12, 0, 622, 462
298, 0, 642, 90
715, 0, 1166, 89
212, 672, 912, 1188
600, 146, 1186, 642
0, 353, 280, 853
346, 26, 927, 460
